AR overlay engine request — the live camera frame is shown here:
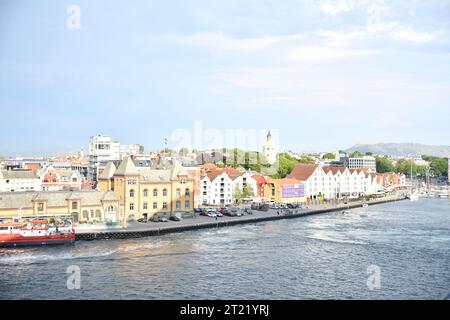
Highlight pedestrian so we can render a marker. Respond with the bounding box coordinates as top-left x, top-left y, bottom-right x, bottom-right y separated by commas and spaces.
277, 210, 279, 216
